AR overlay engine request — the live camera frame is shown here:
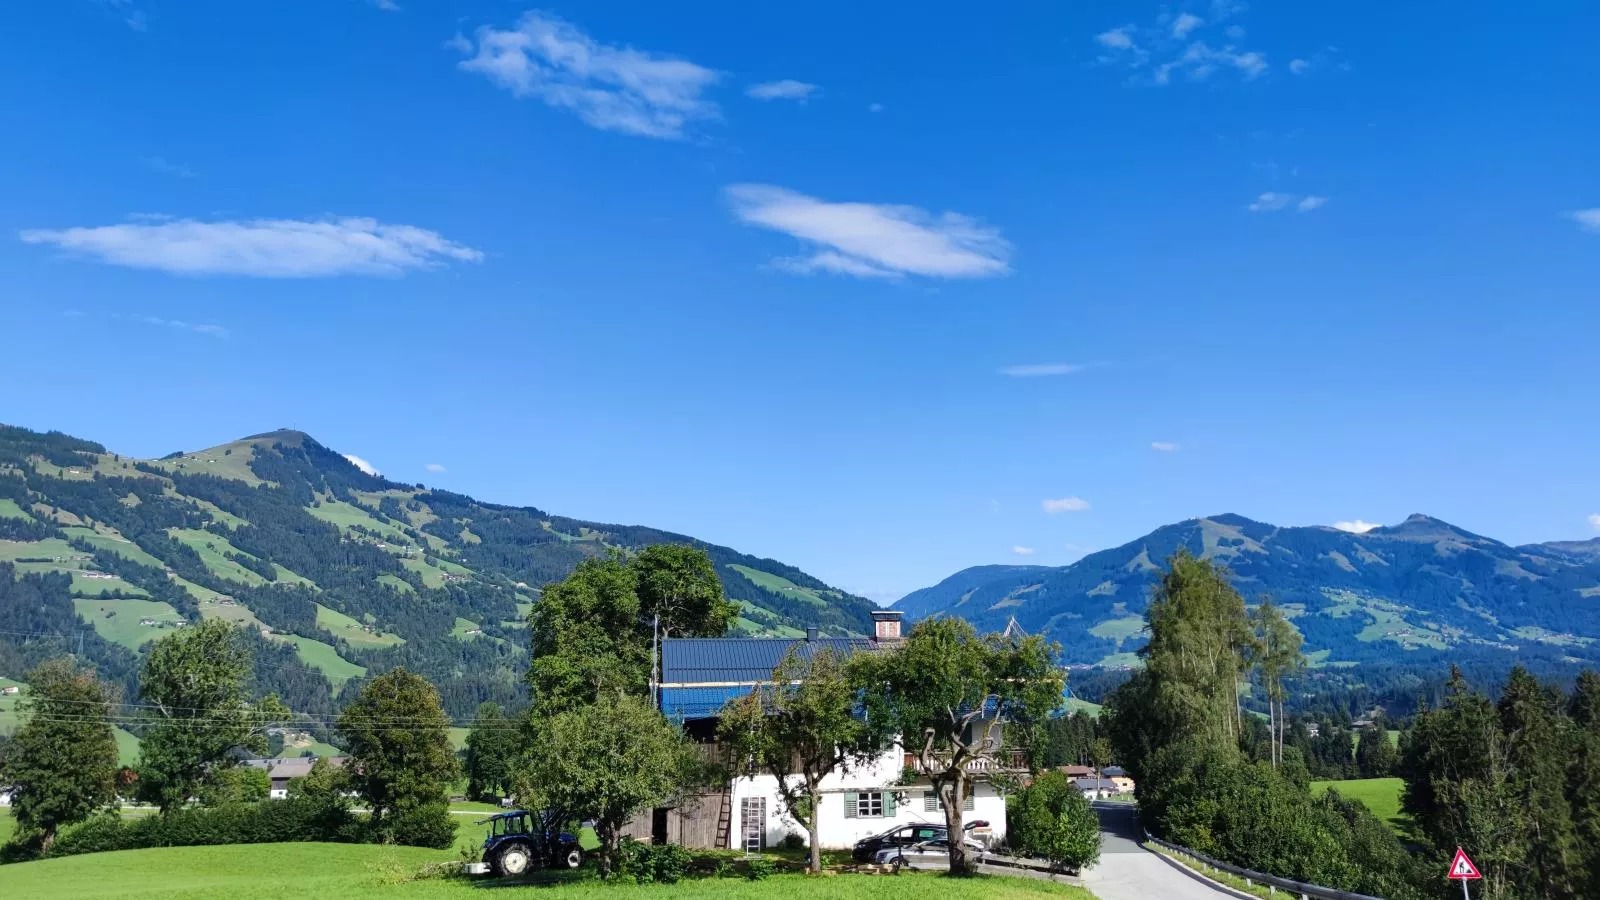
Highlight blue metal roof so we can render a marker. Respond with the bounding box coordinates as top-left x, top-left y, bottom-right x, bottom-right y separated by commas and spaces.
660, 637, 872, 685
660, 685, 753, 721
